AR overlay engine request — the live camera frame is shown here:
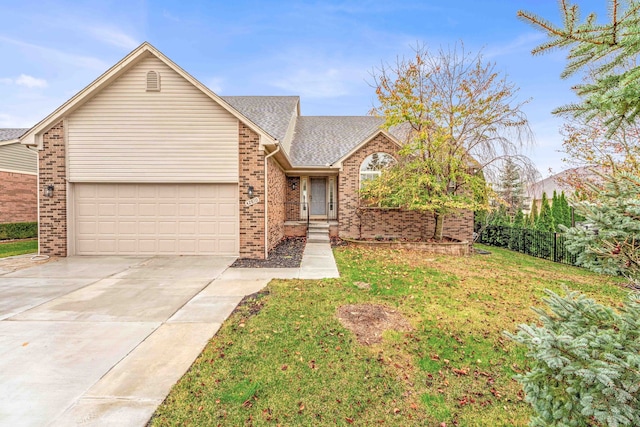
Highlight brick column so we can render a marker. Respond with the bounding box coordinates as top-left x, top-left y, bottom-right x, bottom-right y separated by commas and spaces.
38, 121, 67, 256
238, 122, 265, 259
